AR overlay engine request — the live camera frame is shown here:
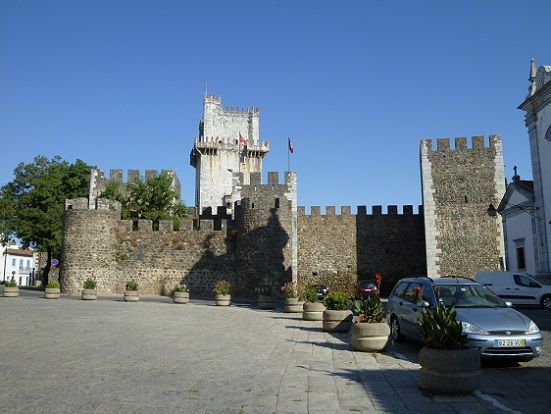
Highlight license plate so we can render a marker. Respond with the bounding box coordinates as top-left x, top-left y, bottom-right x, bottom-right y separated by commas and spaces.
494, 339, 526, 347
